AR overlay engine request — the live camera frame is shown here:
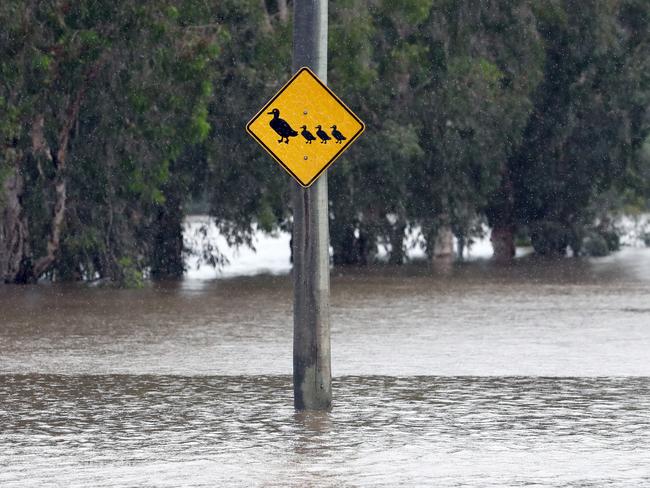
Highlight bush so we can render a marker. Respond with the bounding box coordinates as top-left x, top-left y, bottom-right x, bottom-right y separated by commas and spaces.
599, 229, 620, 252
117, 257, 144, 288
529, 221, 571, 257
581, 233, 610, 257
